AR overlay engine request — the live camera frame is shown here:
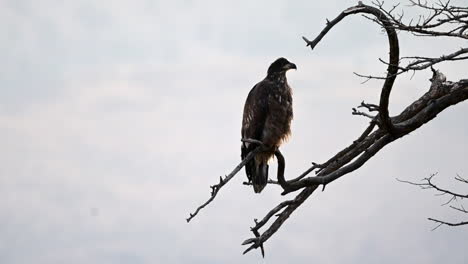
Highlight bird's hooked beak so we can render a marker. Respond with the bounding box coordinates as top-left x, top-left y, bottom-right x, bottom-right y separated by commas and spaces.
283, 62, 297, 71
